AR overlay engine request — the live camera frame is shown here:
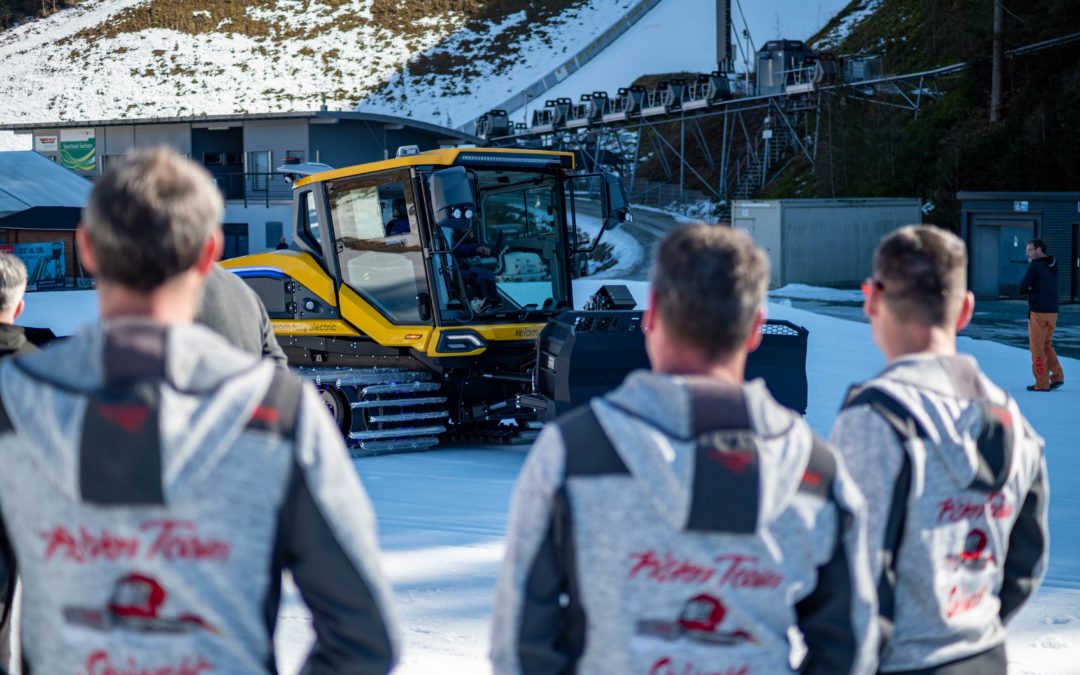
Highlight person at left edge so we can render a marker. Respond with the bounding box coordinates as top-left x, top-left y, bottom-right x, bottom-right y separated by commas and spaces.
0, 147, 399, 674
